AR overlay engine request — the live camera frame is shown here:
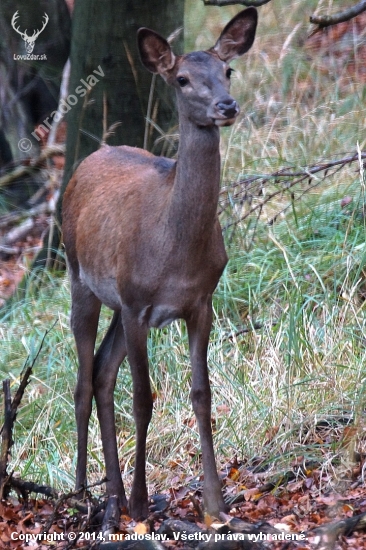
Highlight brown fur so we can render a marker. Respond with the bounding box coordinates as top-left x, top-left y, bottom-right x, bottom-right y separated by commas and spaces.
62, 8, 257, 520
